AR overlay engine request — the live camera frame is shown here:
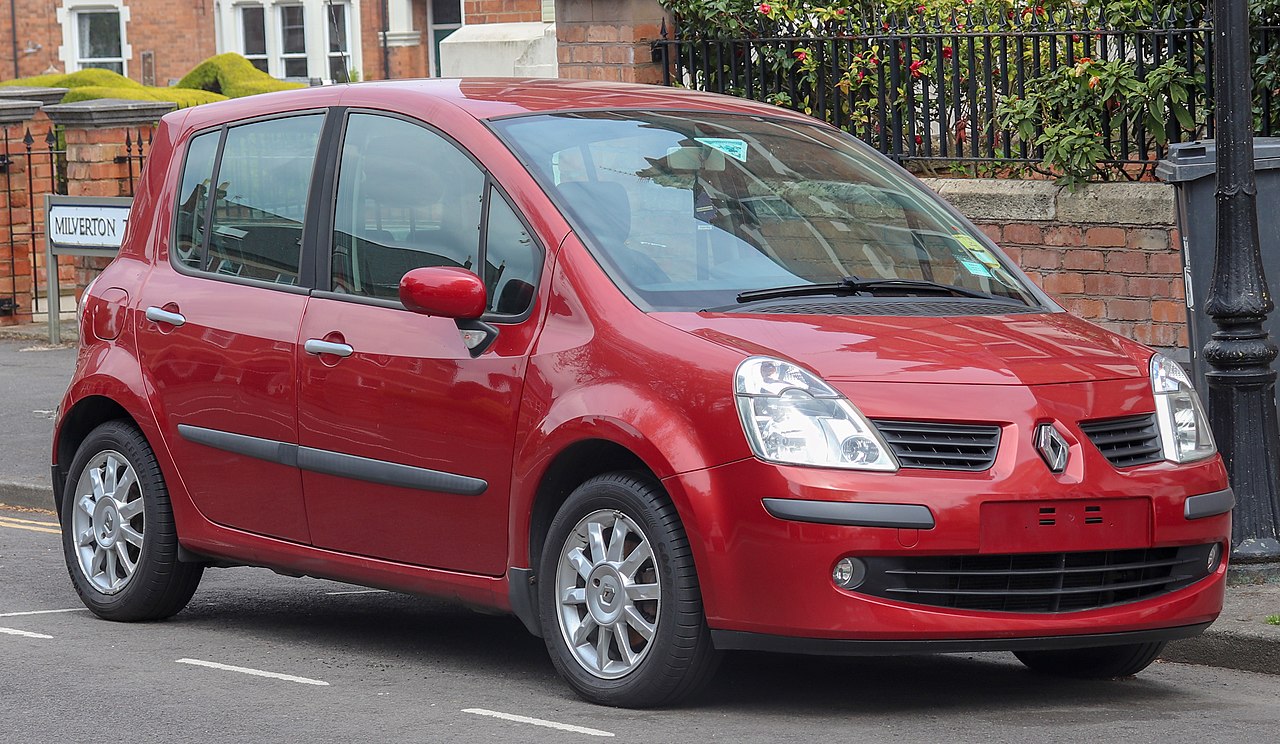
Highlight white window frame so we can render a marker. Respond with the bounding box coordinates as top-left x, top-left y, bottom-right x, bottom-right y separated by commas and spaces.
238, 4, 269, 72
322, 1, 353, 83
56, 1, 132, 76
276, 3, 308, 79
214, 0, 361, 84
